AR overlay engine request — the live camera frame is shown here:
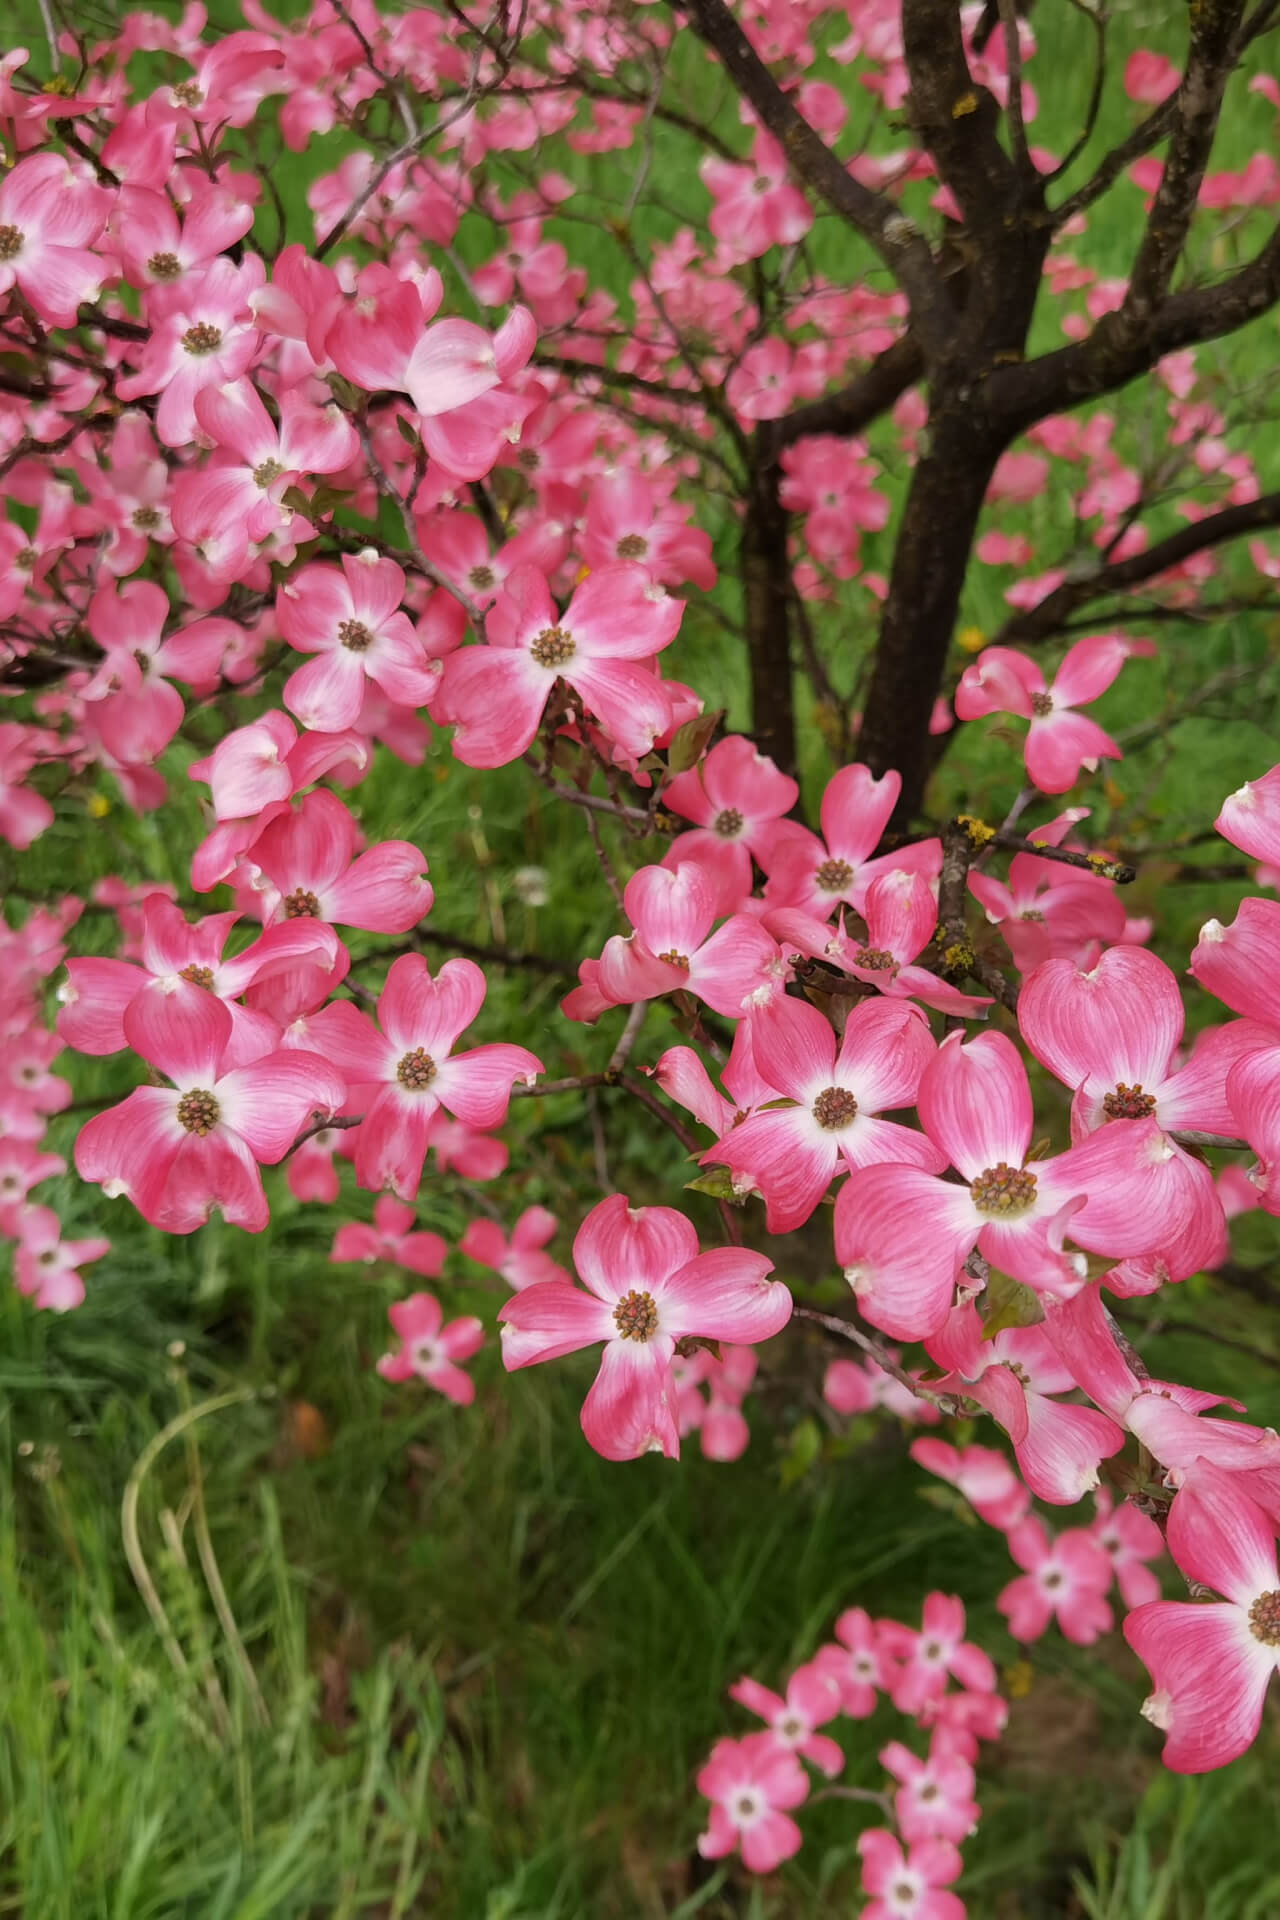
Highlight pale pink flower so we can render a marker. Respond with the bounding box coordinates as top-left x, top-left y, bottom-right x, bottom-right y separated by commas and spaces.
331, 1195, 447, 1276
498, 1194, 790, 1460
377, 1292, 484, 1404
696, 1732, 809, 1873
998, 1517, 1113, 1644
1091, 1488, 1164, 1608
460, 1206, 568, 1290
729, 1660, 844, 1776
13, 1202, 109, 1312
0, 1138, 66, 1234
308, 956, 541, 1201
701, 130, 812, 263
955, 635, 1155, 794
858, 1830, 965, 1920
